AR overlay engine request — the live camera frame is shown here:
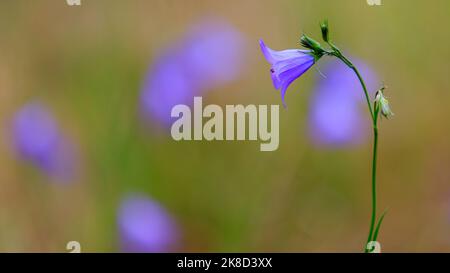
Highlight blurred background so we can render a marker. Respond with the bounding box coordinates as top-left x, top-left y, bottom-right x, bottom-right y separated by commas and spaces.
0, 0, 449, 252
